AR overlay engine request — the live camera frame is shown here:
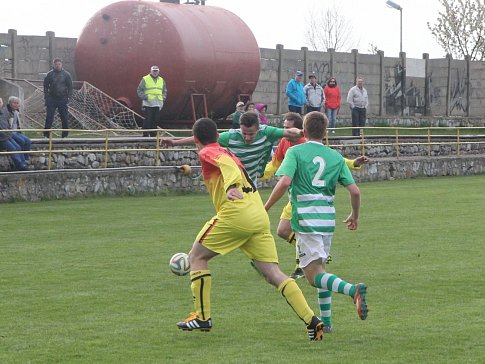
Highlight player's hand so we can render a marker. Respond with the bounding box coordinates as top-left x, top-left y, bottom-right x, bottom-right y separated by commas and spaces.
353, 155, 369, 167
343, 213, 359, 230
160, 138, 175, 147
227, 187, 243, 201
